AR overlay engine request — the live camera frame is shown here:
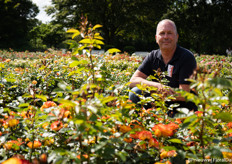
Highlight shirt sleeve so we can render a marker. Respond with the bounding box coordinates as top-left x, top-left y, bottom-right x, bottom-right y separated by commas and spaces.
179, 53, 197, 84
137, 52, 153, 76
